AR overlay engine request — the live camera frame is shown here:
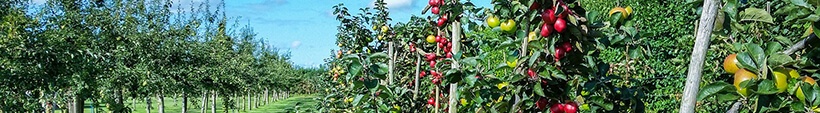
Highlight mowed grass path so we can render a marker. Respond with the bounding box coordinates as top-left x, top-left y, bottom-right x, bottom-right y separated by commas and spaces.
51, 94, 320, 113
